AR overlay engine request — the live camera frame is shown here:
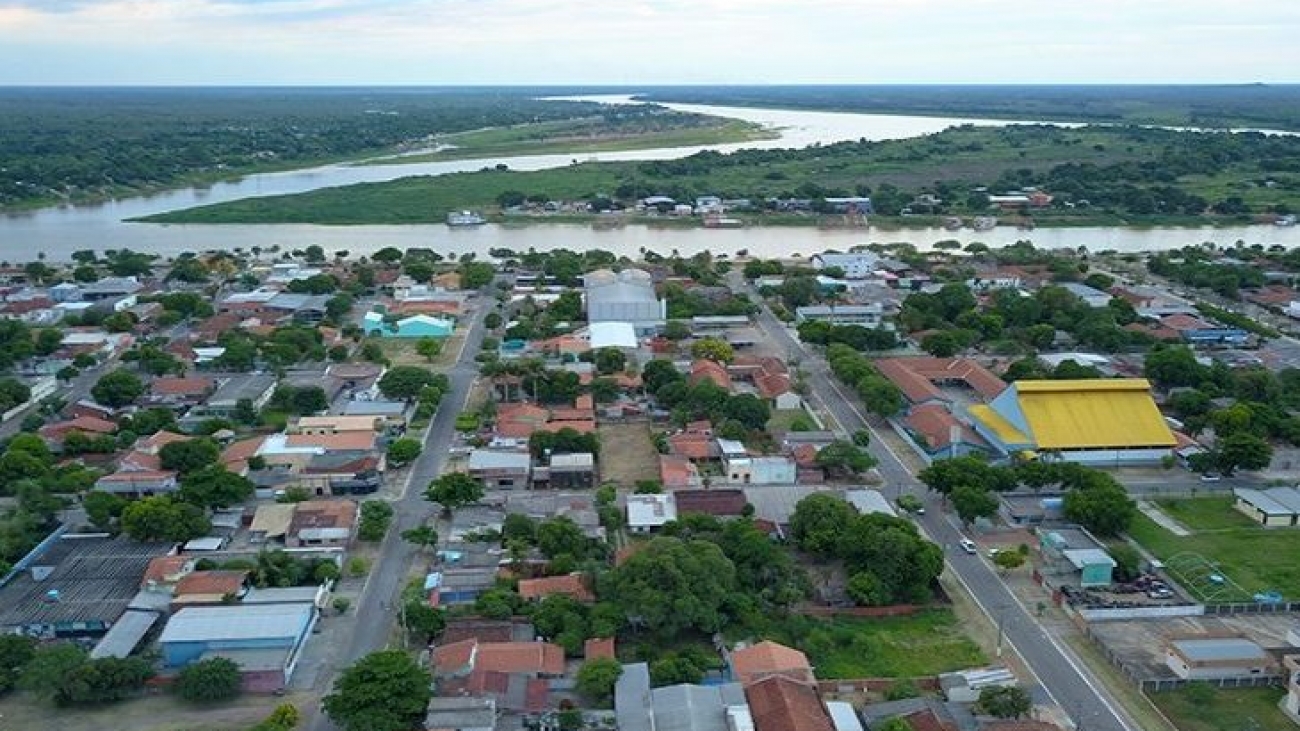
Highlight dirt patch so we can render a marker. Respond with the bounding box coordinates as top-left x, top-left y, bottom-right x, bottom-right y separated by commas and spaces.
598, 422, 660, 487
0, 690, 308, 731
